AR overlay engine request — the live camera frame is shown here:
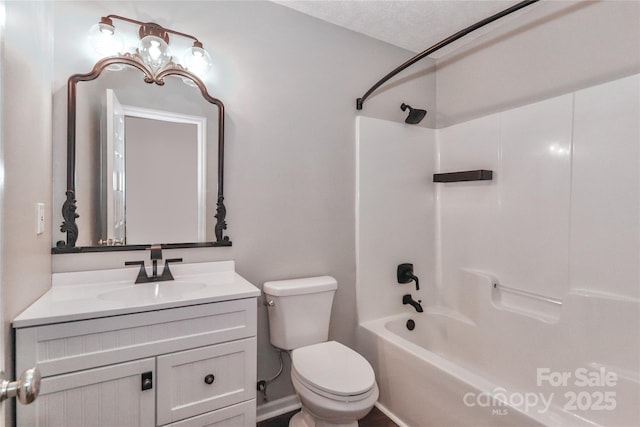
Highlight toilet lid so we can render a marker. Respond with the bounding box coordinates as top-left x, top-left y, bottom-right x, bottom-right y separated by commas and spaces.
292, 341, 375, 397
